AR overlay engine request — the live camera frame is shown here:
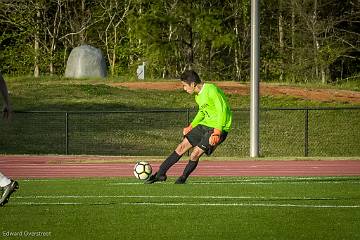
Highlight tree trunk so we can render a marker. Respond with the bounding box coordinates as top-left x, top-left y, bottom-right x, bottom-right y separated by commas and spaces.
34, 38, 40, 78
278, 0, 284, 82
312, 33, 319, 79
291, 0, 295, 82
49, 0, 62, 75
313, 0, 326, 83
189, 27, 194, 69
34, 6, 40, 78
63, 46, 68, 69
234, 4, 241, 81
312, 0, 323, 82
321, 65, 326, 84
80, 0, 86, 44
111, 27, 117, 77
